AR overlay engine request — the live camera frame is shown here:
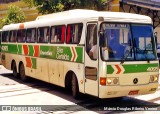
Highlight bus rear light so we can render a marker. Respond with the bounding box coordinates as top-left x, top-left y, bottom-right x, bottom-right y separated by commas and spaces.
100, 77, 106, 85
150, 75, 158, 82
